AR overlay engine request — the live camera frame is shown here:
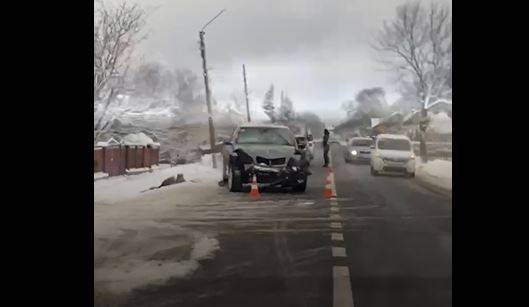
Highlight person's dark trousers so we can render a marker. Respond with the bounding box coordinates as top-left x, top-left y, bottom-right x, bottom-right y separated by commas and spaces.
323, 144, 329, 166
